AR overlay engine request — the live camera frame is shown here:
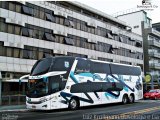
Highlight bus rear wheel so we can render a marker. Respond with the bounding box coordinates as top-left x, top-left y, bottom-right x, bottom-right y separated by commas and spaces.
129, 94, 135, 103
69, 97, 79, 110
122, 95, 128, 104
